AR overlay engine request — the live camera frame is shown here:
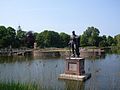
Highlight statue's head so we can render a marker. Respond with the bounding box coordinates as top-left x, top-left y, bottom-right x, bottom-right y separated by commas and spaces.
72, 31, 75, 35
